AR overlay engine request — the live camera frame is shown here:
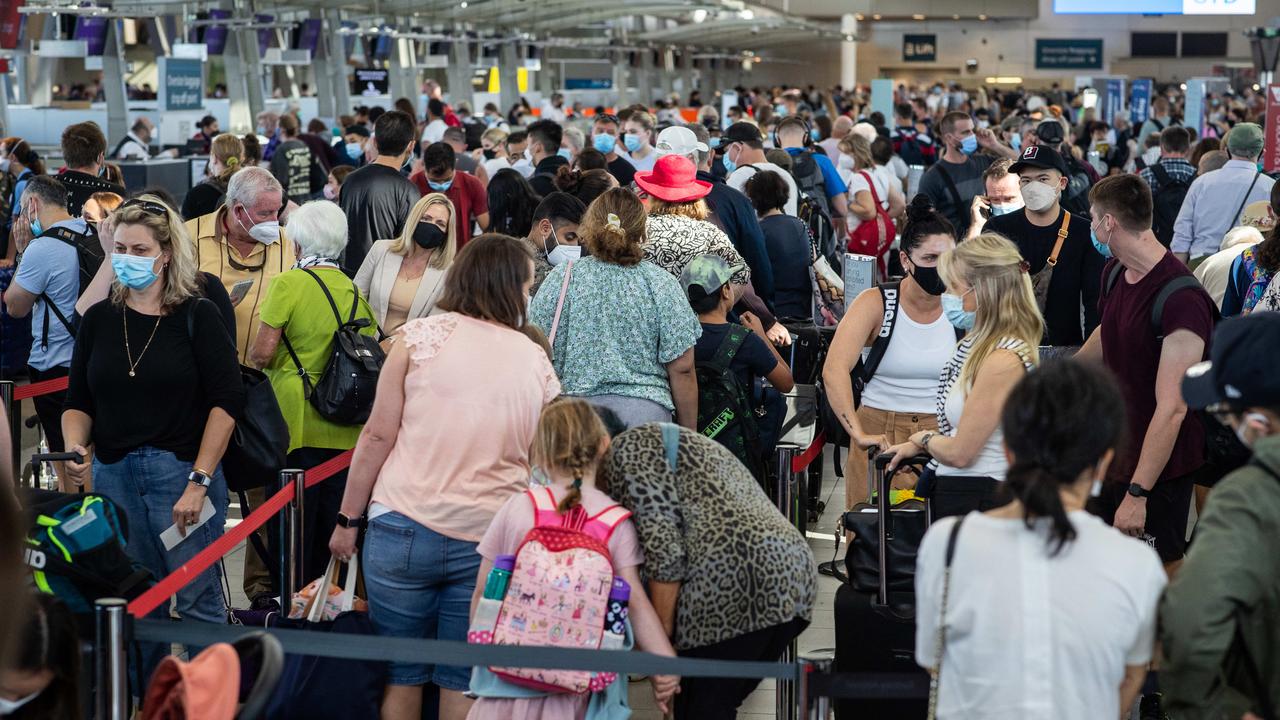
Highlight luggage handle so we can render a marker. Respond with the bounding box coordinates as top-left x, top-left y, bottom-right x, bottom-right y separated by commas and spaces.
872, 450, 931, 606
31, 451, 85, 464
